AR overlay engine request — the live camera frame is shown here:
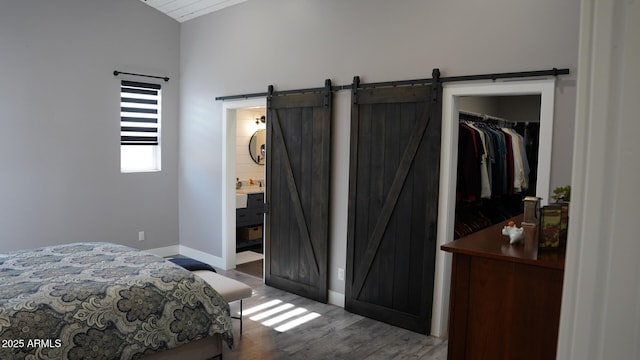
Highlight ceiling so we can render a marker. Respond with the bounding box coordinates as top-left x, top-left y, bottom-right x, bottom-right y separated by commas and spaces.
139, 0, 248, 23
